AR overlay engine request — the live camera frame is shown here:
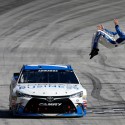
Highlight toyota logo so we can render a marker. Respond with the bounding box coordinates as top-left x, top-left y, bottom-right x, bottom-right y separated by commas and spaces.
46, 96, 54, 102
